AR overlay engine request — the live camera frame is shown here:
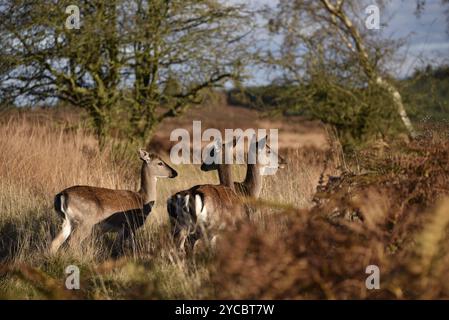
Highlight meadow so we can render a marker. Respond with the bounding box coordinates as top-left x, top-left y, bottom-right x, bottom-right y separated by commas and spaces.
1, 0, 448, 301
1, 108, 449, 299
